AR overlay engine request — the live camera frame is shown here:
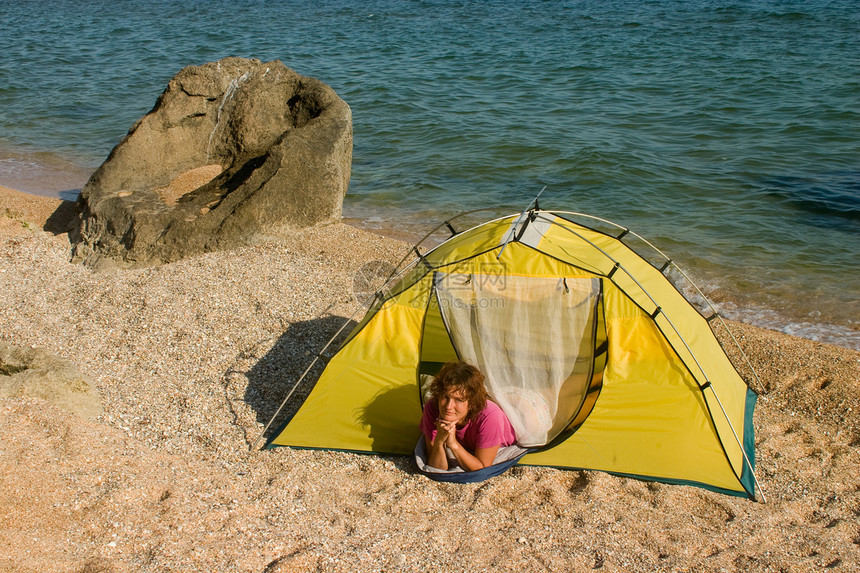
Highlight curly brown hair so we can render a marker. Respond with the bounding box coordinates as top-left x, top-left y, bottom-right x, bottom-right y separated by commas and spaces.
430, 360, 488, 422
